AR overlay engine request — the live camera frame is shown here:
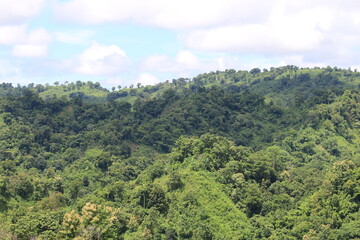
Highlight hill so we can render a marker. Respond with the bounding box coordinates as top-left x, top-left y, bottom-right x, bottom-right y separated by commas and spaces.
1, 66, 360, 239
